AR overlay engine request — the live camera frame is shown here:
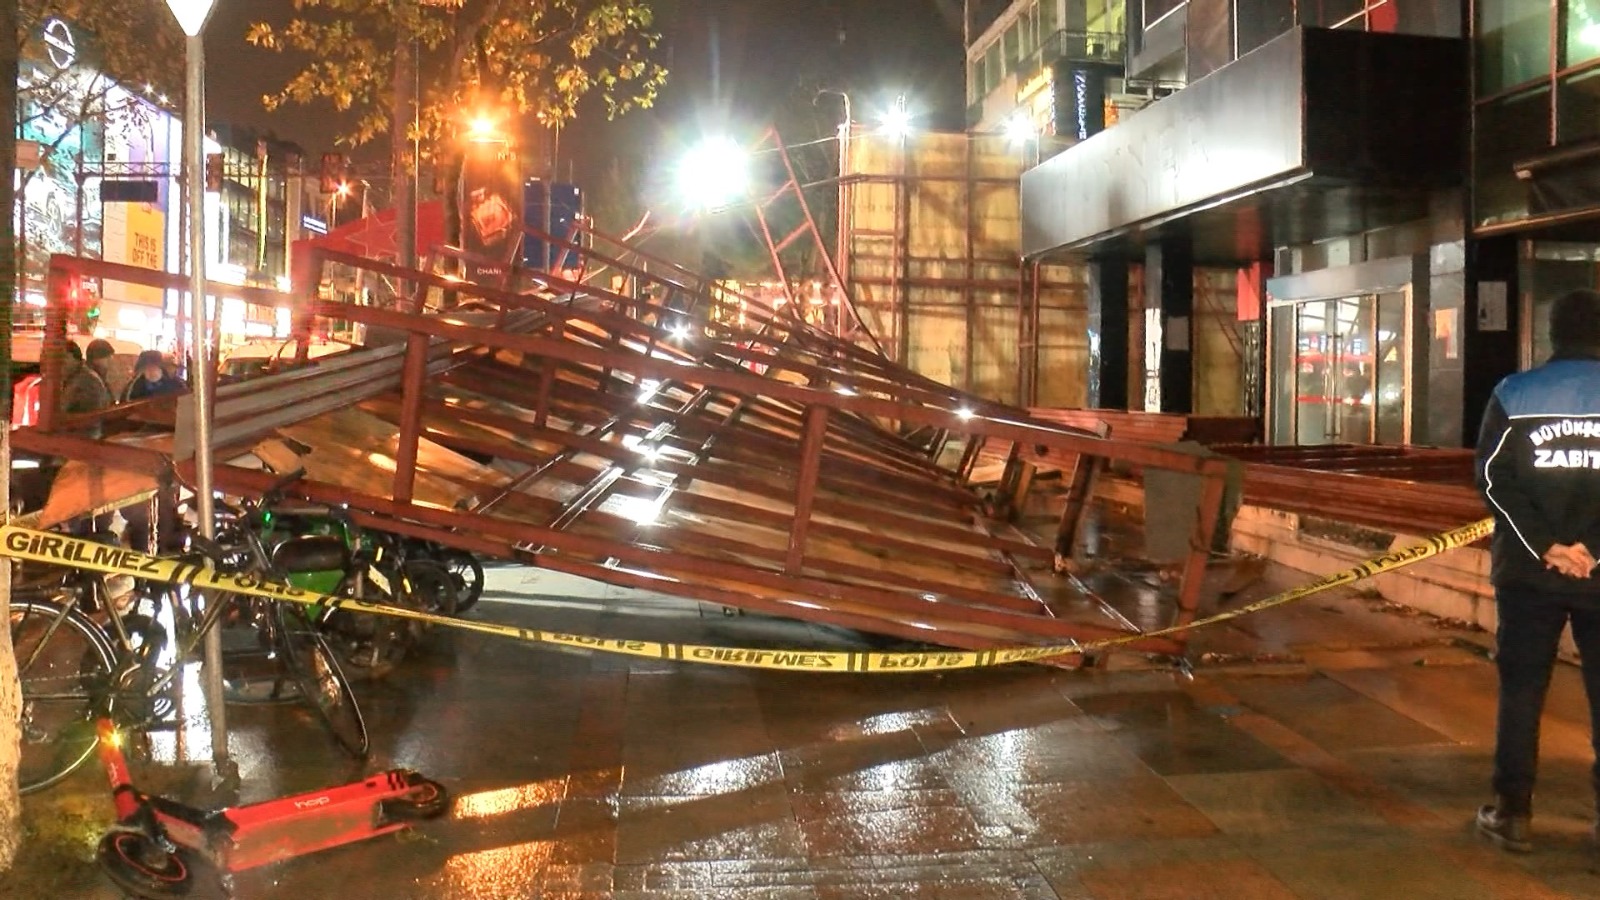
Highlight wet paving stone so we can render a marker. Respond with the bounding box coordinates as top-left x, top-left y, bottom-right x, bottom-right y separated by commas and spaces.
790, 789, 986, 858
1215, 673, 1454, 753
1076, 858, 1299, 900
21, 563, 1600, 898
615, 787, 807, 864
